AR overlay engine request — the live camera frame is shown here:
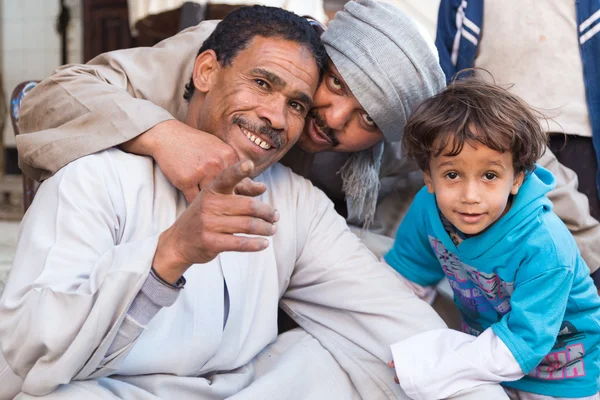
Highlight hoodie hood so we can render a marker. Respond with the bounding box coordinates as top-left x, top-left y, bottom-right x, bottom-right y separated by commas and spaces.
431, 165, 557, 260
